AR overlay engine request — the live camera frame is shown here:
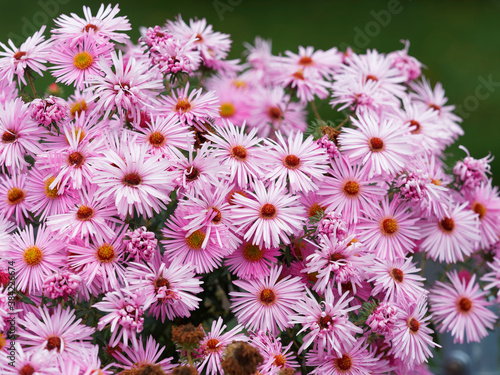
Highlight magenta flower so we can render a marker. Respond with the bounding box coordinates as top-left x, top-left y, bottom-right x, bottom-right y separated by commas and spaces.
225, 241, 280, 279
42, 270, 82, 300
251, 331, 300, 374
430, 270, 498, 344
123, 226, 158, 263
230, 265, 304, 335
366, 302, 399, 339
